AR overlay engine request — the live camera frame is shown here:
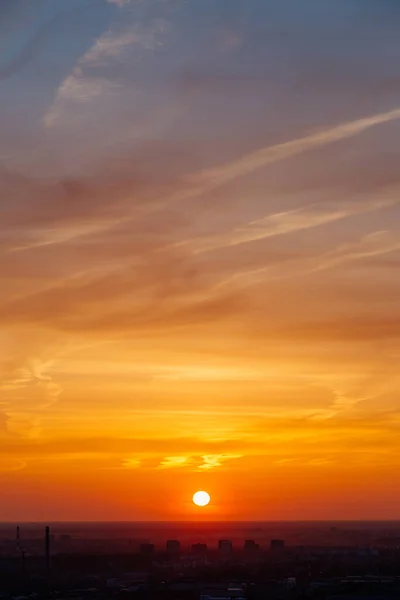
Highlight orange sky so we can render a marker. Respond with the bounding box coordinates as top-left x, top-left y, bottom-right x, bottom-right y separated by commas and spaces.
1, 0, 400, 521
